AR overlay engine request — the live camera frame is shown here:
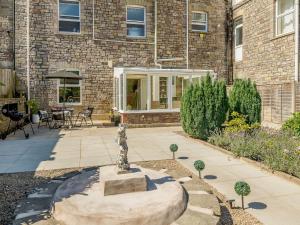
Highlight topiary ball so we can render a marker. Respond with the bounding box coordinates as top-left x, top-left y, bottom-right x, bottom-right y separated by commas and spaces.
170, 144, 178, 152
194, 160, 205, 171
234, 181, 251, 196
